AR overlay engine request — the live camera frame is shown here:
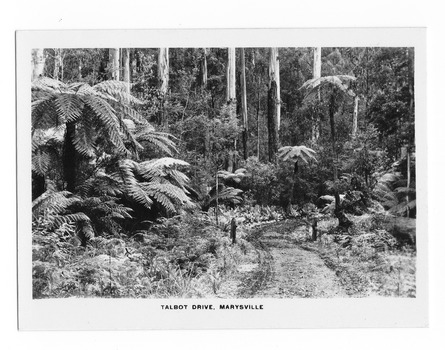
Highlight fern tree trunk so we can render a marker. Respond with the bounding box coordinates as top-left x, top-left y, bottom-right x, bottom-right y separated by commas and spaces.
31, 49, 45, 81
240, 48, 248, 160
287, 161, 299, 215
63, 122, 77, 192
108, 48, 120, 80
329, 93, 352, 229
31, 49, 46, 197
